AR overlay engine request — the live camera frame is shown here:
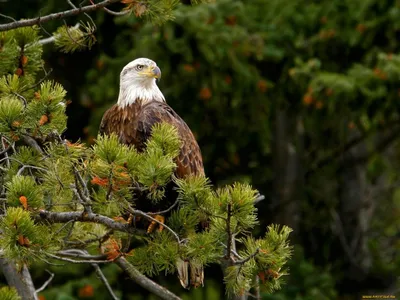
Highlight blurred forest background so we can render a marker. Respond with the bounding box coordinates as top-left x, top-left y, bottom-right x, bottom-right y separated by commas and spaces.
1, 0, 399, 299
